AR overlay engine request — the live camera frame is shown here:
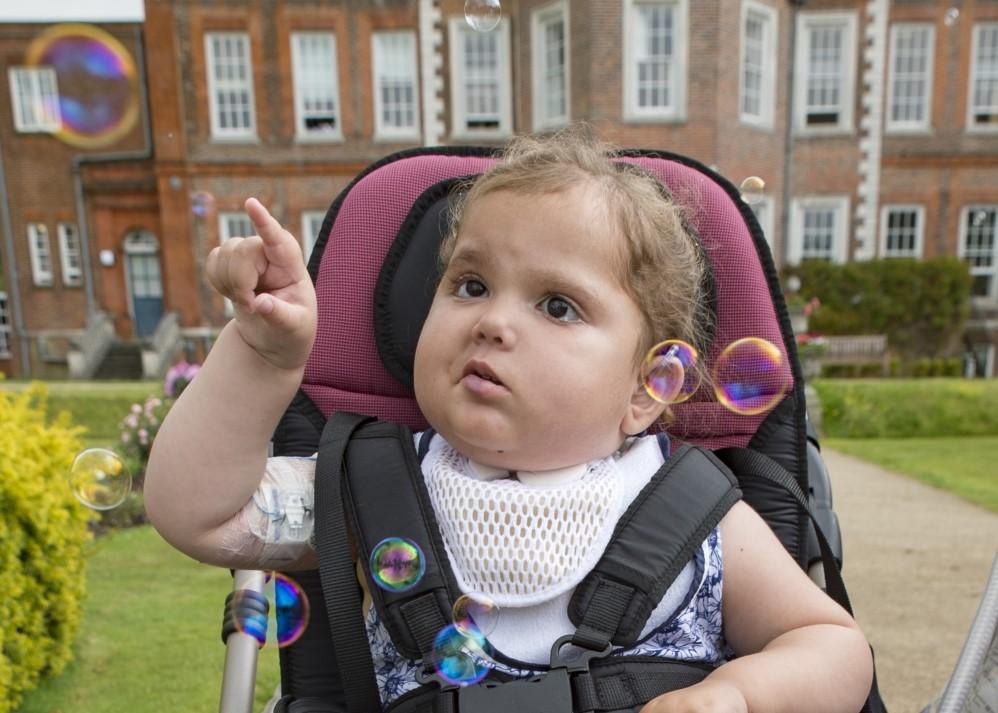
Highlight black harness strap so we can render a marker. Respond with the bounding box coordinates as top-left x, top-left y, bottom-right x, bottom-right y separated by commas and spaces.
314, 411, 382, 713
568, 445, 742, 650
340, 420, 460, 659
